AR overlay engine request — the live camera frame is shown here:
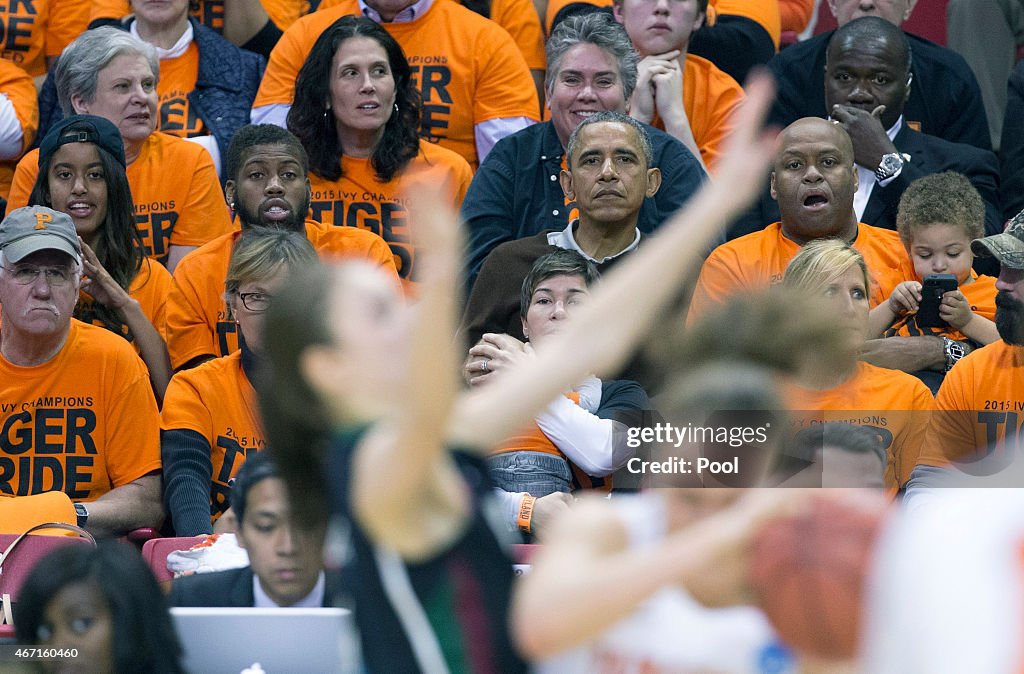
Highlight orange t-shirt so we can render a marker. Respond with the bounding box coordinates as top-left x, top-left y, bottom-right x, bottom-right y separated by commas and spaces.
90, 0, 312, 32
544, 0, 611, 35
308, 140, 471, 286
651, 54, 744, 173
0, 58, 37, 200
160, 350, 263, 522
255, 0, 540, 169
166, 219, 398, 369
885, 273, 998, 342
688, 222, 917, 319
708, 0, 781, 49
155, 43, 208, 139
77, 256, 173, 345
785, 362, 935, 489
0, 320, 161, 500
489, 0, 545, 70
492, 391, 611, 492
778, 0, 815, 34
920, 341, 1024, 470
8, 132, 233, 266
0, 0, 89, 76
